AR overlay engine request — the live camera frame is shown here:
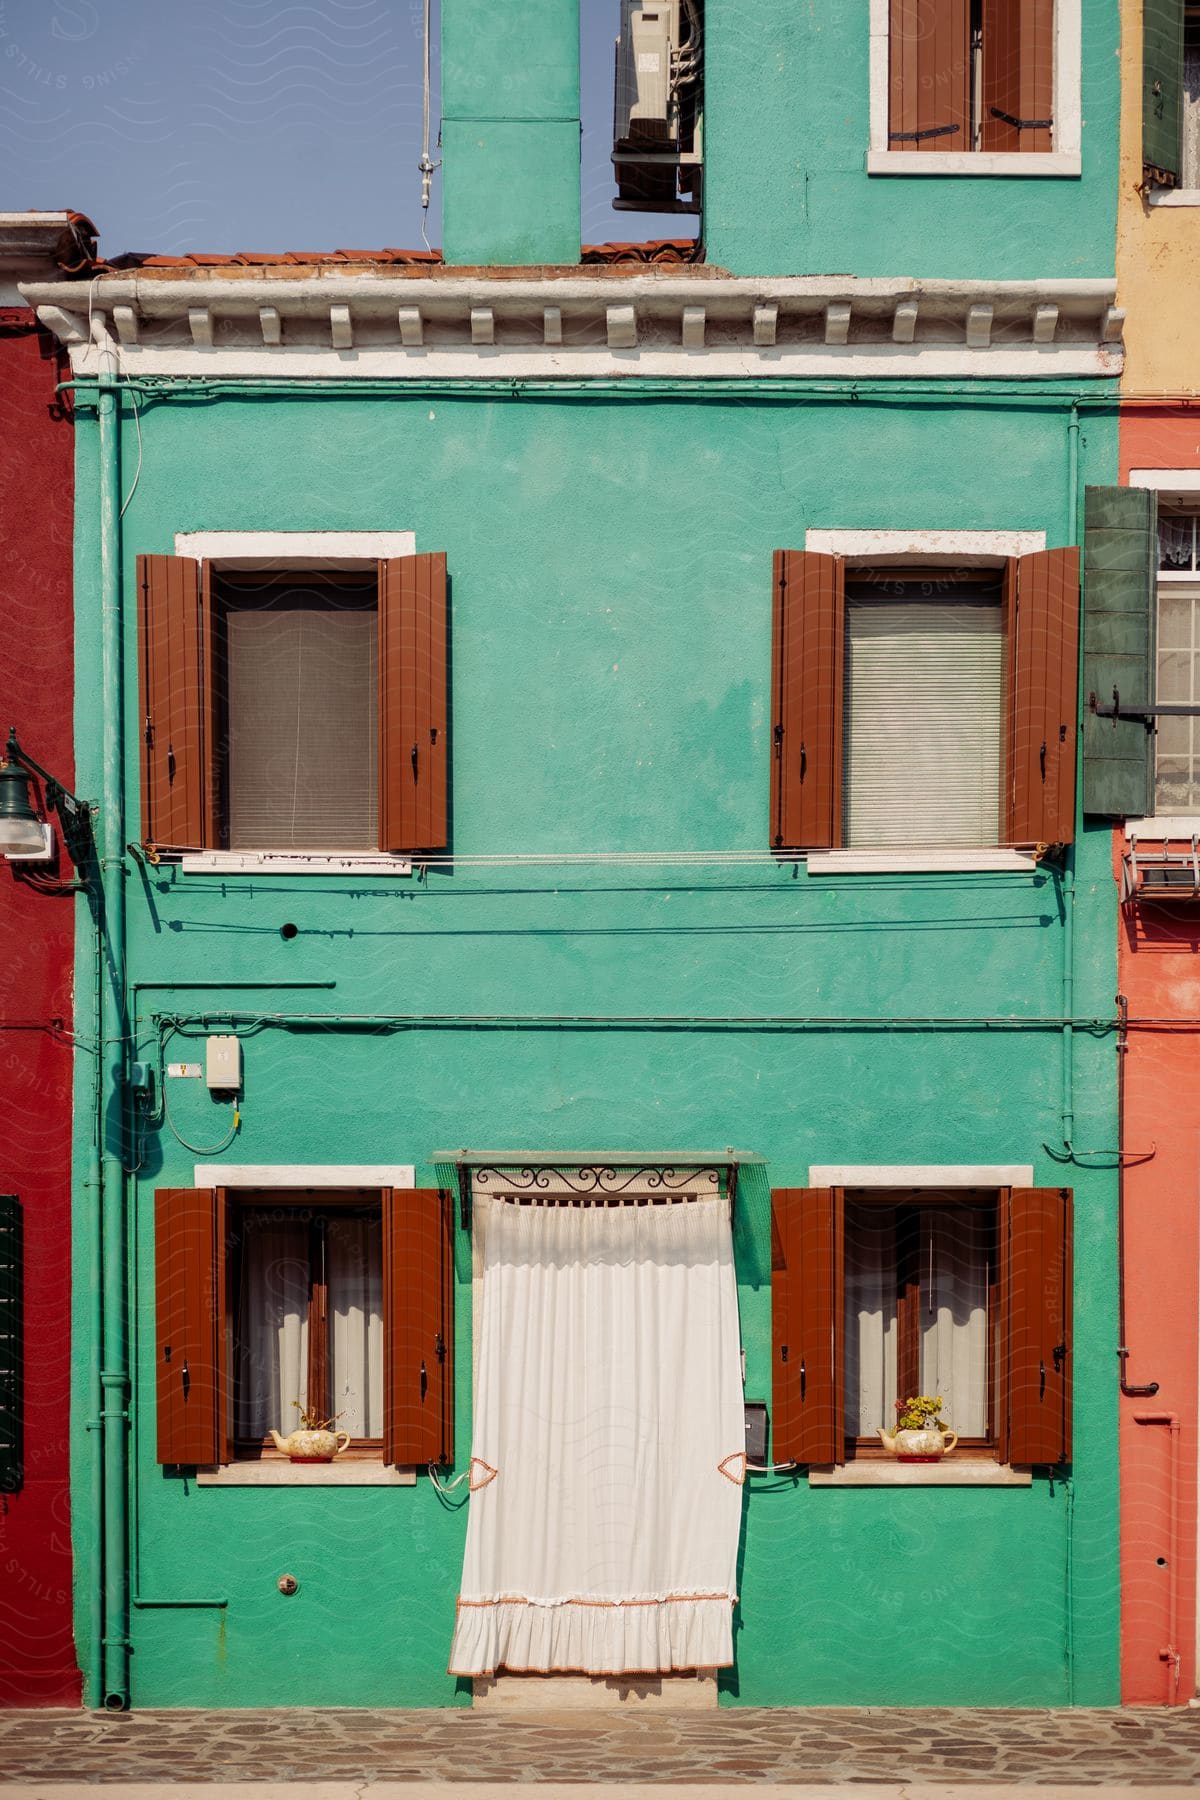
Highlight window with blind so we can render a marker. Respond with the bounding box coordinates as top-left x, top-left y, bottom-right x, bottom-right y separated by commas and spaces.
136, 551, 448, 856
771, 1185, 1072, 1469
1155, 507, 1200, 811
887, 0, 1055, 155
770, 548, 1079, 852
842, 579, 1004, 848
